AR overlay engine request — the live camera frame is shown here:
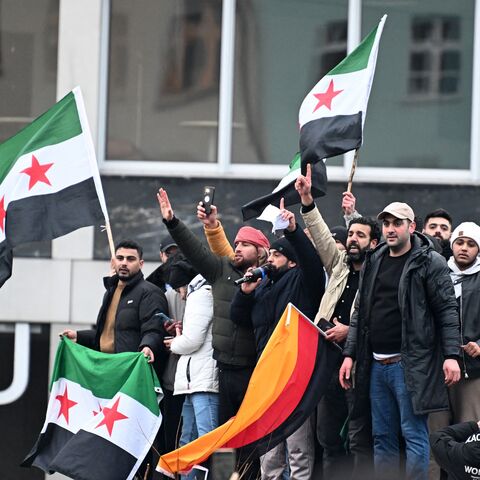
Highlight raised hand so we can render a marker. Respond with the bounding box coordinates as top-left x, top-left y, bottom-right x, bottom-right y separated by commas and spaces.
157, 188, 174, 221
197, 203, 219, 229
279, 197, 296, 232
342, 191, 357, 216
295, 163, 313, 205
